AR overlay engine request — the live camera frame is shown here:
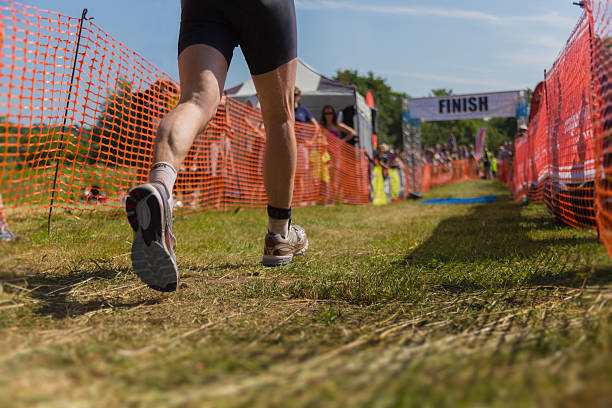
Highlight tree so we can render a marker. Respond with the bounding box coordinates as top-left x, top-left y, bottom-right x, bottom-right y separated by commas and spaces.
89, 77, 135, 165
334, 70, 408, 148
431, 88, 453, 97
86, 77, 179, 166
0, 117, 76, 169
